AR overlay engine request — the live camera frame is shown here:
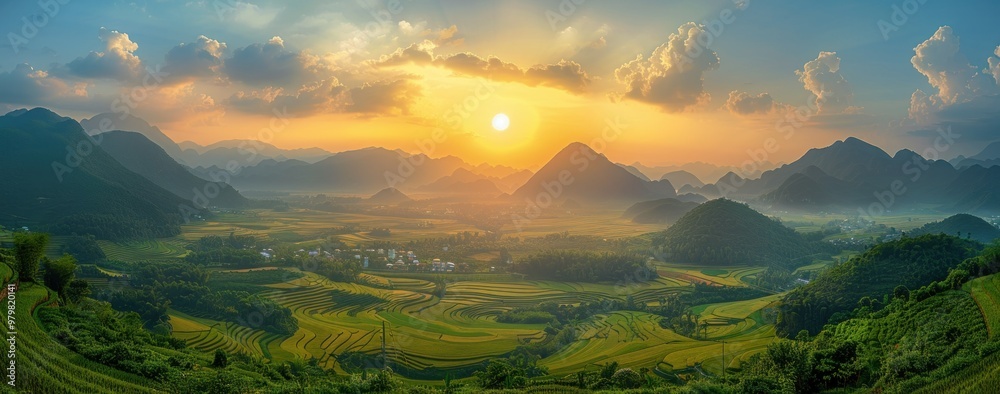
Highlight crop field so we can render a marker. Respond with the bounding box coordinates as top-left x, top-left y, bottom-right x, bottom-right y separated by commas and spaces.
966, 273, 1000, 338
656, 264, 765, 287
495, 211, 665, 239
169, 268, 782, 380
97, 239, 190, 261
